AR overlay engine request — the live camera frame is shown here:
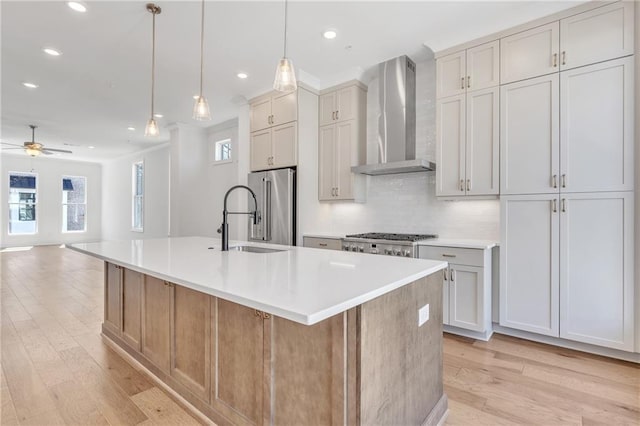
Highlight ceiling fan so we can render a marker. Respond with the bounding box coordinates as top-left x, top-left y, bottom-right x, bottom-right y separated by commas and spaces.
1, 125, 73, 157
